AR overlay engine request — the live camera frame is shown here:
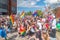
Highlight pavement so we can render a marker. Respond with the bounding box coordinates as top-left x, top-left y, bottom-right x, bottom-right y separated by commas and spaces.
7, 32, 28, 40
56, 31, 60, 40
7, 32, 18, 40
7, 32, 57, 40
